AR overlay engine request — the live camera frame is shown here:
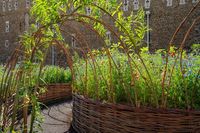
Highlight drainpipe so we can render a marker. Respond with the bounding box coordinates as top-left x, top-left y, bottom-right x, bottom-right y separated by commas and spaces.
52, 46, 55, 65
52, 27, 56, 65
146, 11, 150, 51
